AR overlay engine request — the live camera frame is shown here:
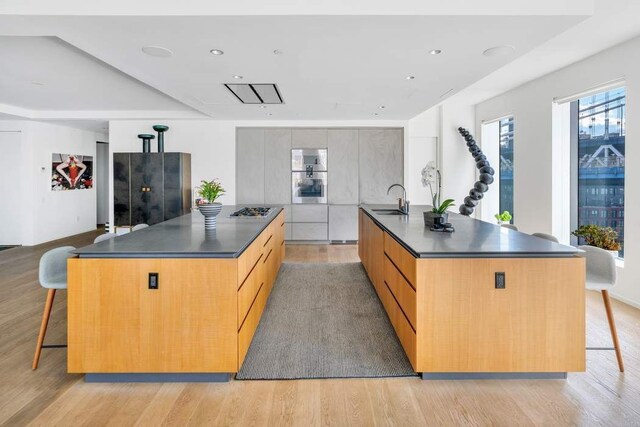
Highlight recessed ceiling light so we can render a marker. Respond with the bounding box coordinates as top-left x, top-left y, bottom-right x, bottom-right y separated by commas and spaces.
31, 81, 45, 86
273, 49, 284, 55
373, 112, 379, 116
406, 76, 415, 80
260, 105, 268, 109
482, 45, 515, 57
428, 49, 442, 55
141, 45, 173, 58
268, 113, 273, 116
233, 75, 243, 80
378, 106, 385, 109
210, 49, 224, 55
